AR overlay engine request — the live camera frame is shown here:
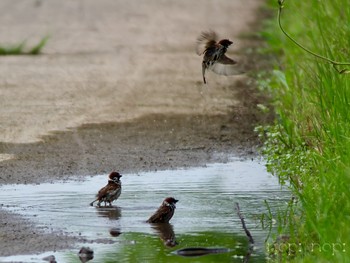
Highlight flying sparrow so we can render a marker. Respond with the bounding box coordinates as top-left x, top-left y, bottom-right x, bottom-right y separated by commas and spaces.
89, 171, 122, 207
147, 197, 178, 223
196, 30, 244, 84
